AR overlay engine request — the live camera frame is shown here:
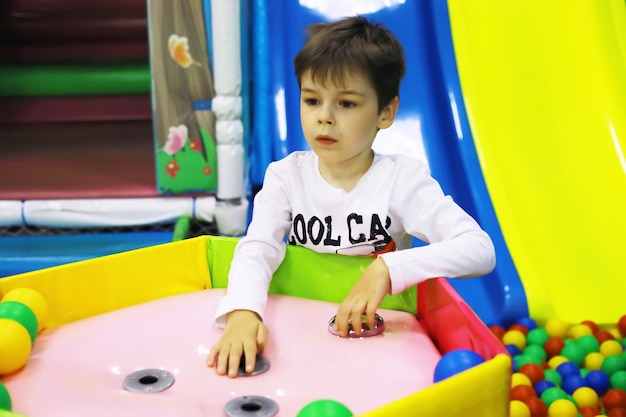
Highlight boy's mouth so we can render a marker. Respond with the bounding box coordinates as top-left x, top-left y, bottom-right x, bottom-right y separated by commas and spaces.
315, 135, 337, 145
